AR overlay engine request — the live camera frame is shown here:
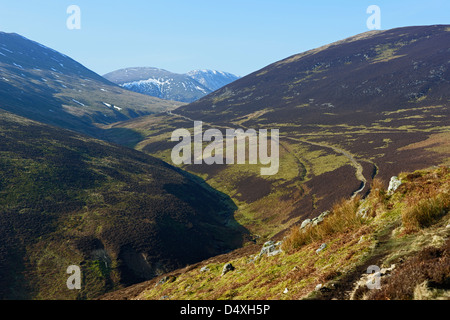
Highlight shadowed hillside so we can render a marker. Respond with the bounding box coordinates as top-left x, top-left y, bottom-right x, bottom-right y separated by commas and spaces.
0, 32, 183, 138
0, 110, 245, 299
